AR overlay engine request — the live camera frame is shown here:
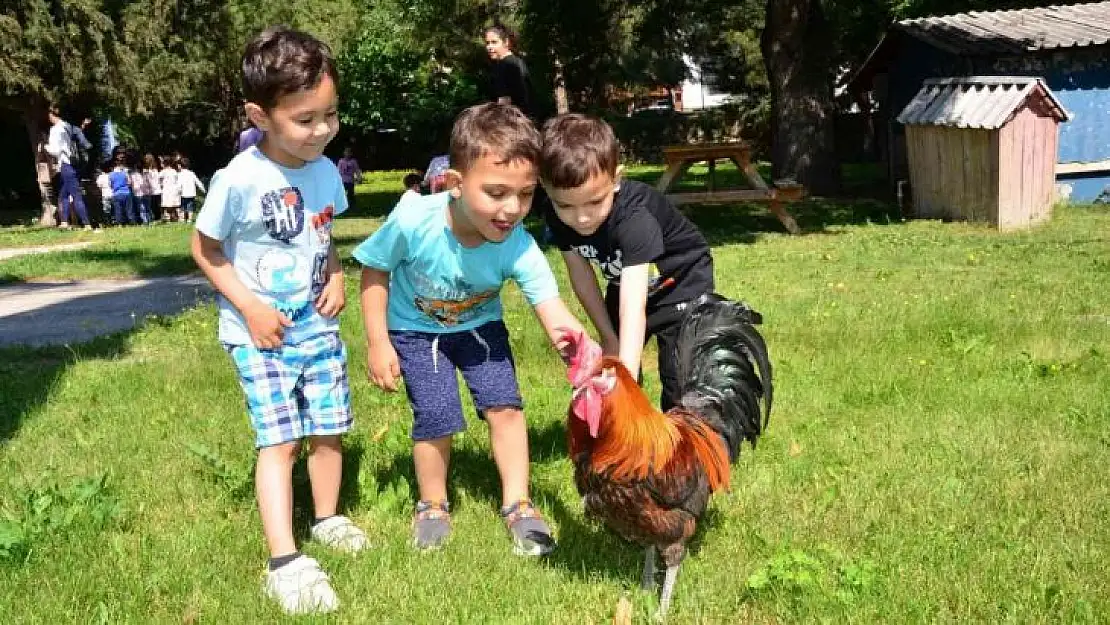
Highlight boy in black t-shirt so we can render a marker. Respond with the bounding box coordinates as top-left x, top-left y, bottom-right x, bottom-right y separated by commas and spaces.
540, 114, 714, 410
